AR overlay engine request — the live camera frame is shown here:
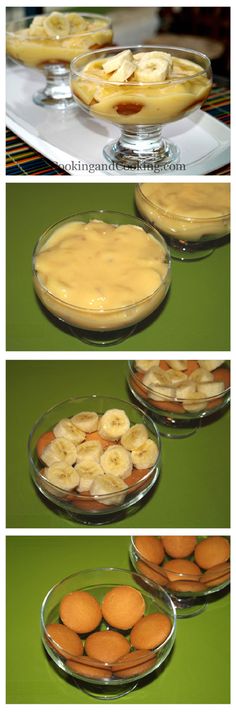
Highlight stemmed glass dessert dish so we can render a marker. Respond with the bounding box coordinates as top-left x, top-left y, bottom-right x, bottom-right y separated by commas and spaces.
127, 359, 230, 438
71, 45, 212, 170
6, 11, 112, 109
28, 395, 161, 525
32, 209, 171, 345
